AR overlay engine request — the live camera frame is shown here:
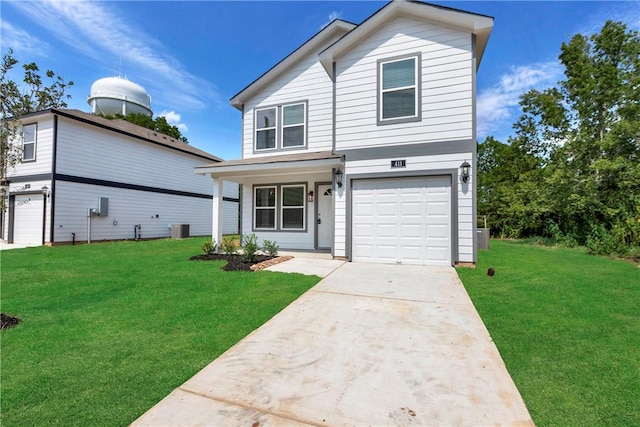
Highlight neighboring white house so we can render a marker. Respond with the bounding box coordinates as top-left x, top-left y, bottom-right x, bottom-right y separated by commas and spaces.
2, 108, 239, 246
196, 0, 493, 266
